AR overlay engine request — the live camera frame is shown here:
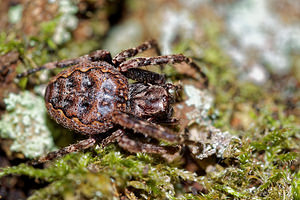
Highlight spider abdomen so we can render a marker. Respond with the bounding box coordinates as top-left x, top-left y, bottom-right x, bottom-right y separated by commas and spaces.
45, 62, 128, 135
